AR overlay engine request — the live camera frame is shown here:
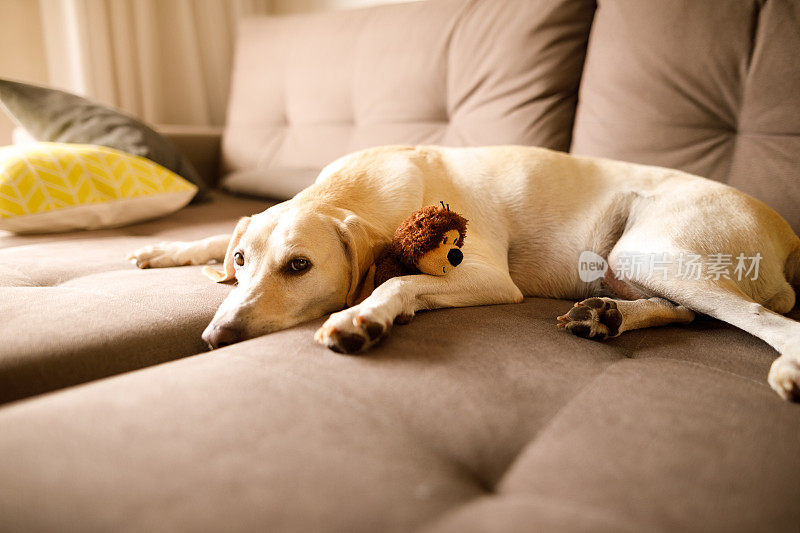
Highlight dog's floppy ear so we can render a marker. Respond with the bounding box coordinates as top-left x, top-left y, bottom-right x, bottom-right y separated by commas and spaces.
336, 214, 383, 307
202, 216, 251, 283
